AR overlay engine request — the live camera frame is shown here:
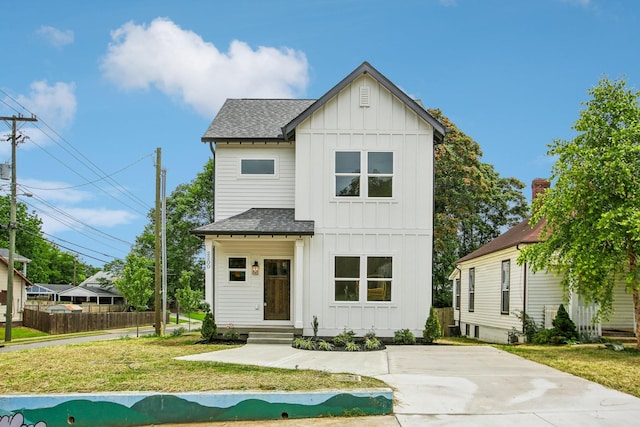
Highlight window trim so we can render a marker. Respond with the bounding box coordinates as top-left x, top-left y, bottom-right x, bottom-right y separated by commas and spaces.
454, 278, 460, 310
501, 260, 510, 314
334, 150, 394, 199
239, 158, 277, 177
228, 256, 248, 283
333, 255, 393, 303
468, 268, 475, 312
